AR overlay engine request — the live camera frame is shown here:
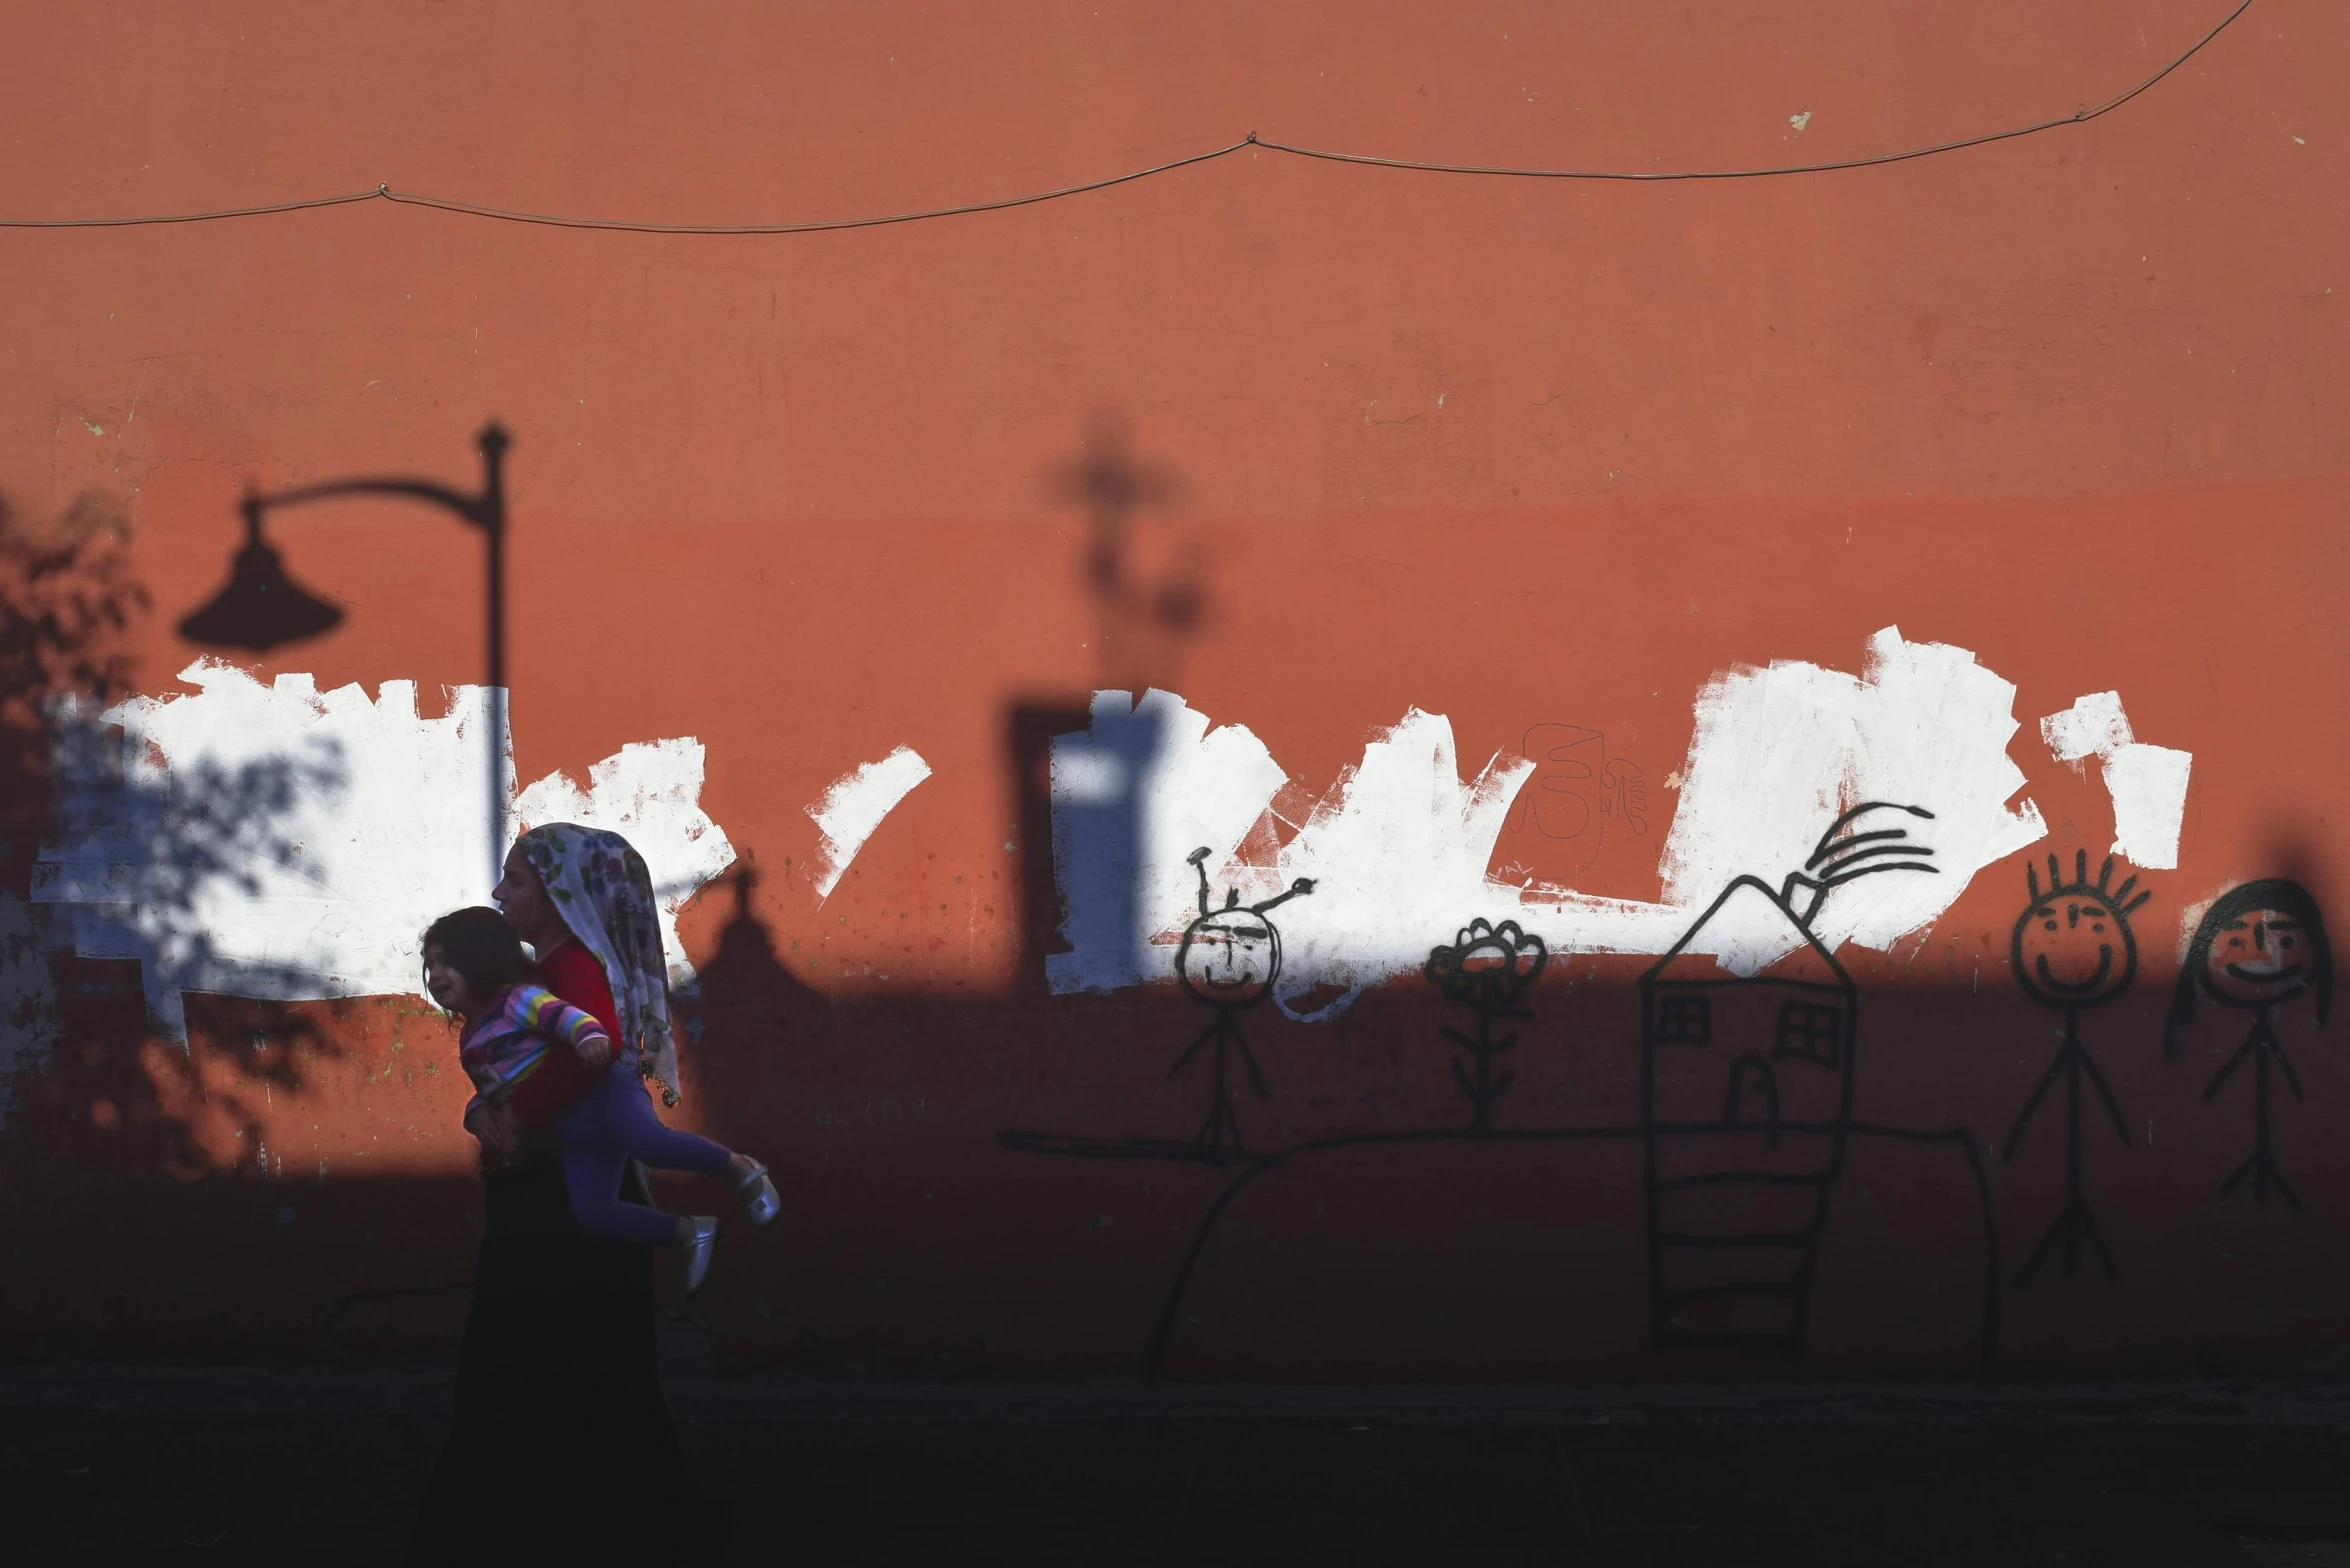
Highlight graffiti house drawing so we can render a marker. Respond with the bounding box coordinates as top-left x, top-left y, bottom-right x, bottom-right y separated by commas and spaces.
1642, 878, 1856, 1347
1640, 802, 1936, 1348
